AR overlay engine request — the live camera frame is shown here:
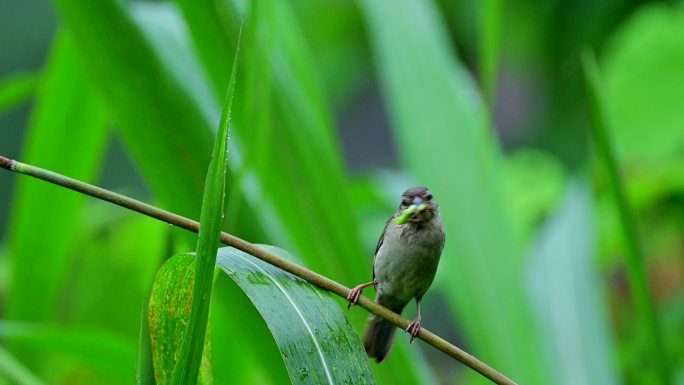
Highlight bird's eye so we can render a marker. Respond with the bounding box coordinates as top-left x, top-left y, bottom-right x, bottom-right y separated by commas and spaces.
425, 193, 433, 201
399, 197, 410, 208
